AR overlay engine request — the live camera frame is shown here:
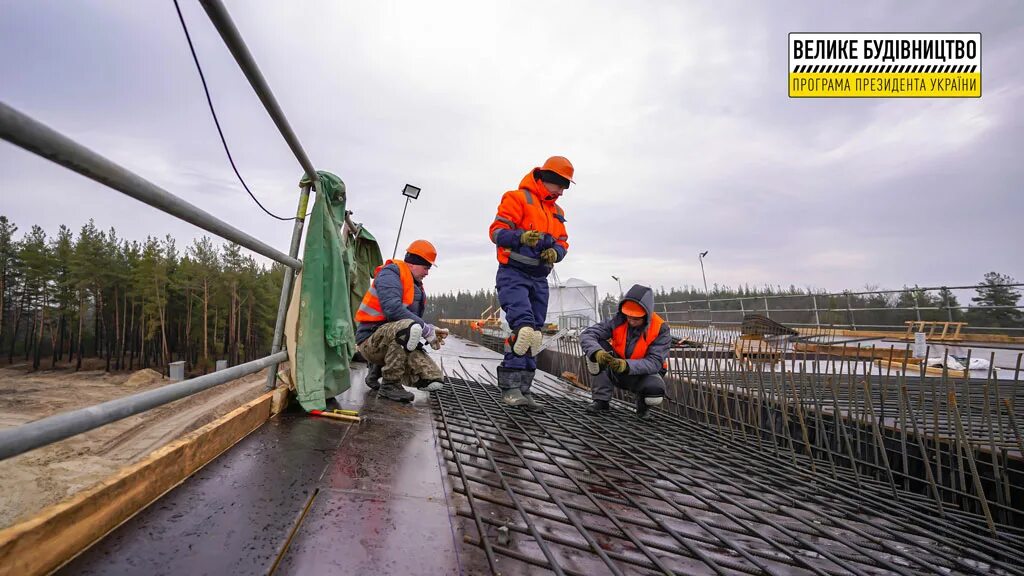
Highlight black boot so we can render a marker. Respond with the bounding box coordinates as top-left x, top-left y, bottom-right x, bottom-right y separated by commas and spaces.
635, 395, 650, 419
377, 380, 413, 402
364, 363, 382, 390
414, 378, 443, 392
586, 399, 610, 414
519, 370, 543, 412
